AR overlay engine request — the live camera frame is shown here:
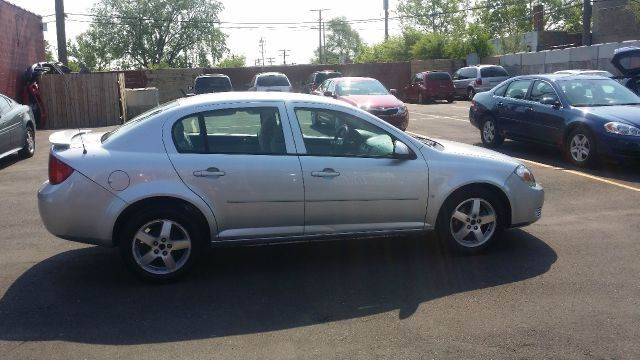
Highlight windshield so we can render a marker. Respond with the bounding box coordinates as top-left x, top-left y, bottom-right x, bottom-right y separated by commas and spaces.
336, 79, 389, 96
194, 77, 231, 93
558, 78, 640, 107
257, 75, 290, 87
426, 72, 451, 81
101, 100, 178, 142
